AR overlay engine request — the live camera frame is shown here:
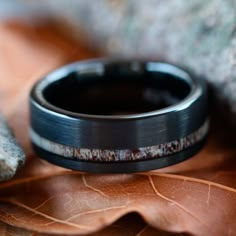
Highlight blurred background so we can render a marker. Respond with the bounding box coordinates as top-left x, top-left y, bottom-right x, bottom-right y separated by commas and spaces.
0, 0, 236, 124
